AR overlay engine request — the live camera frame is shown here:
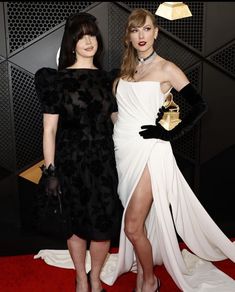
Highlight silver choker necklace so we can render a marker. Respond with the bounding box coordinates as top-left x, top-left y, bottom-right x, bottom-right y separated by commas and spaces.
137, 51, 157, 64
